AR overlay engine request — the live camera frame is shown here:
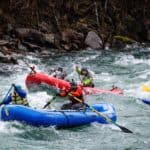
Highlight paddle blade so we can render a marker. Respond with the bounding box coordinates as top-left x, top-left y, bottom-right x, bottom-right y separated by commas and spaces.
117, 124, 133, 133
